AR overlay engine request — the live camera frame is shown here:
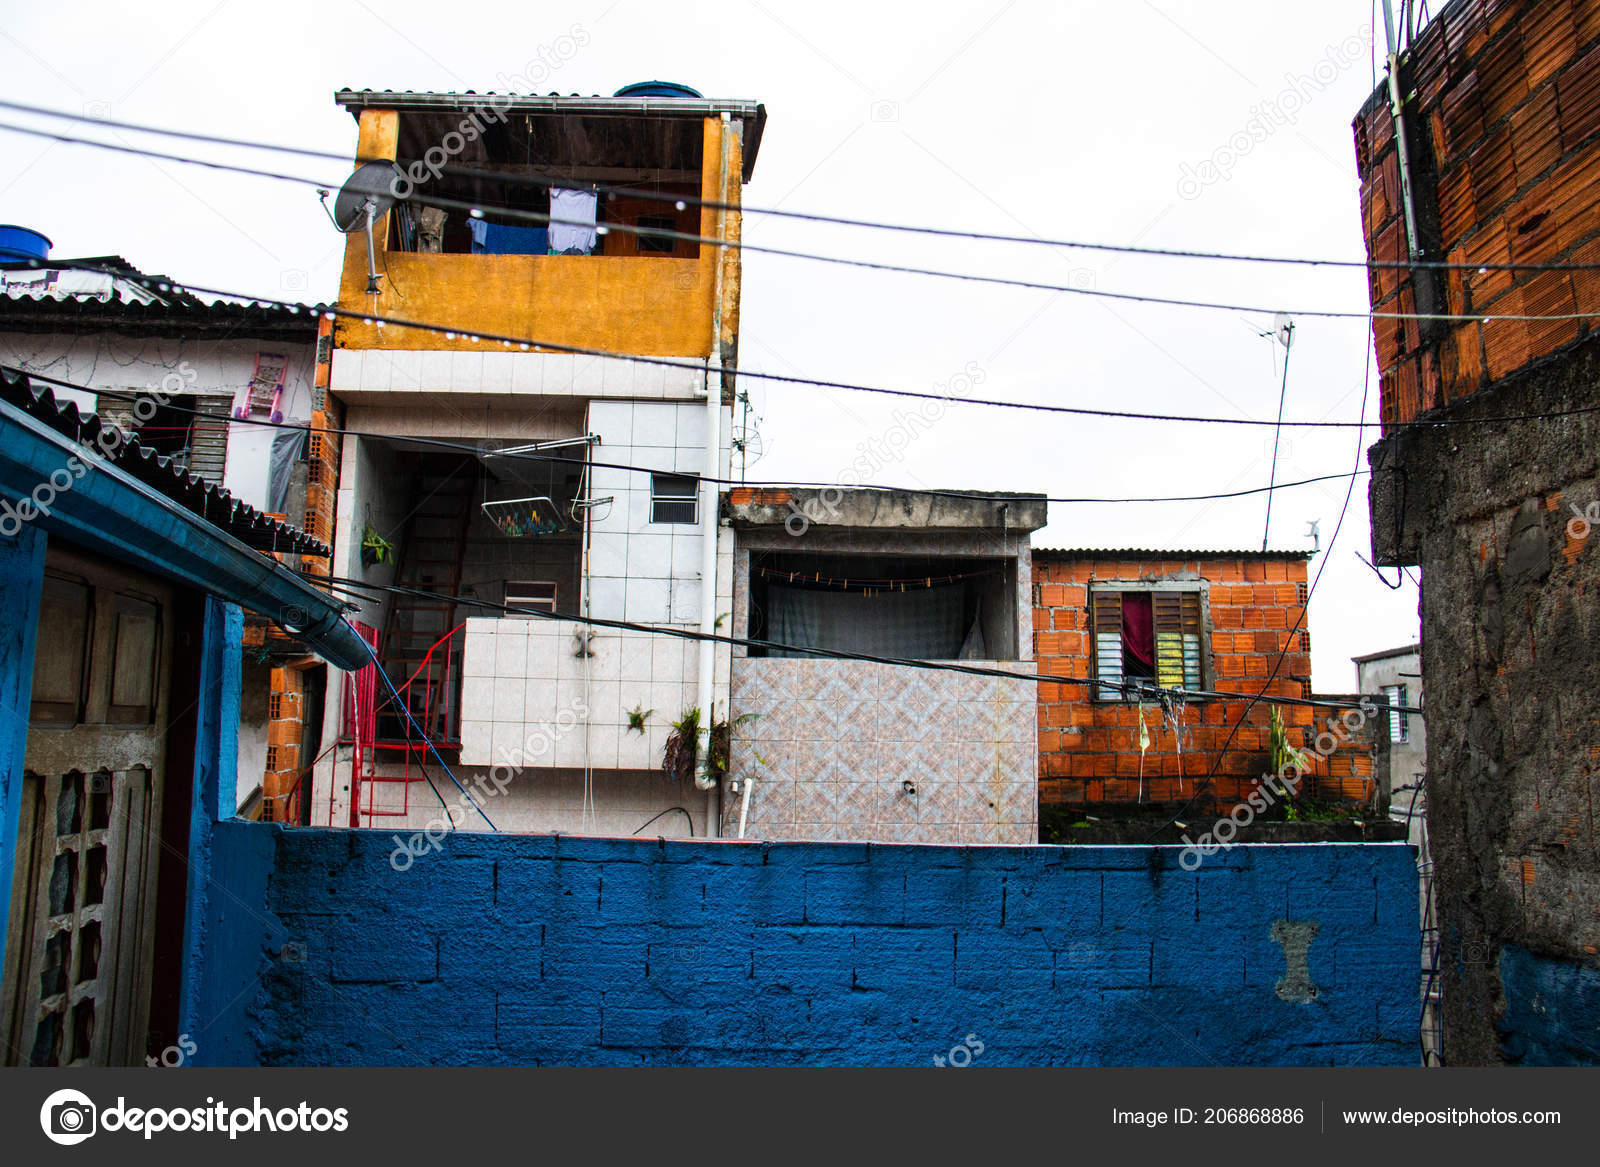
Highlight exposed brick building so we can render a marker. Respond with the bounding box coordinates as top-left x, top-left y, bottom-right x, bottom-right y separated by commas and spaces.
1033, 549, 1374, 813
1354, 0, 1600, 1062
